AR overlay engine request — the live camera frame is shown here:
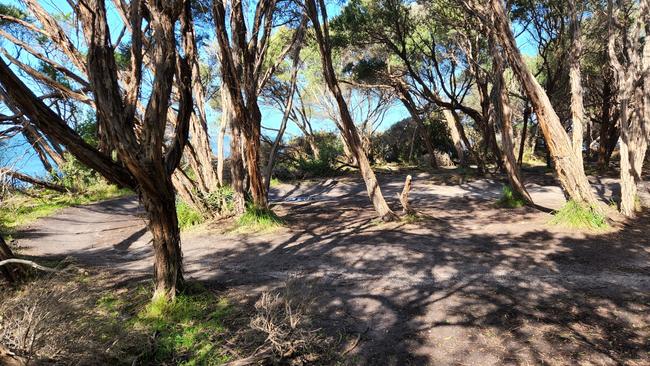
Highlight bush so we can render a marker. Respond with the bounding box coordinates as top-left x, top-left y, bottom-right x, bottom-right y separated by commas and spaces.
57, 153, 101, 190
497, 185, 526, 208
549, 200, 608, 230
204, 185, 235, 214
